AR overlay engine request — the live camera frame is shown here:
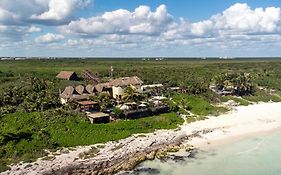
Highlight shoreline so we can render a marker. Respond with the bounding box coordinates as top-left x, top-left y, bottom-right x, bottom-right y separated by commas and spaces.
183, 102, 281, 150
2, 102, 281, 175
189, 125, 281, 151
